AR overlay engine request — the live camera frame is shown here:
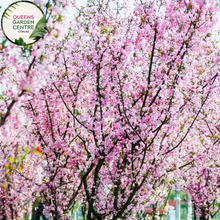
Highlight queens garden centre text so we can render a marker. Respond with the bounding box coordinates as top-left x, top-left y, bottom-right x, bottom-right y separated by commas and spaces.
12, 15, 34, 31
